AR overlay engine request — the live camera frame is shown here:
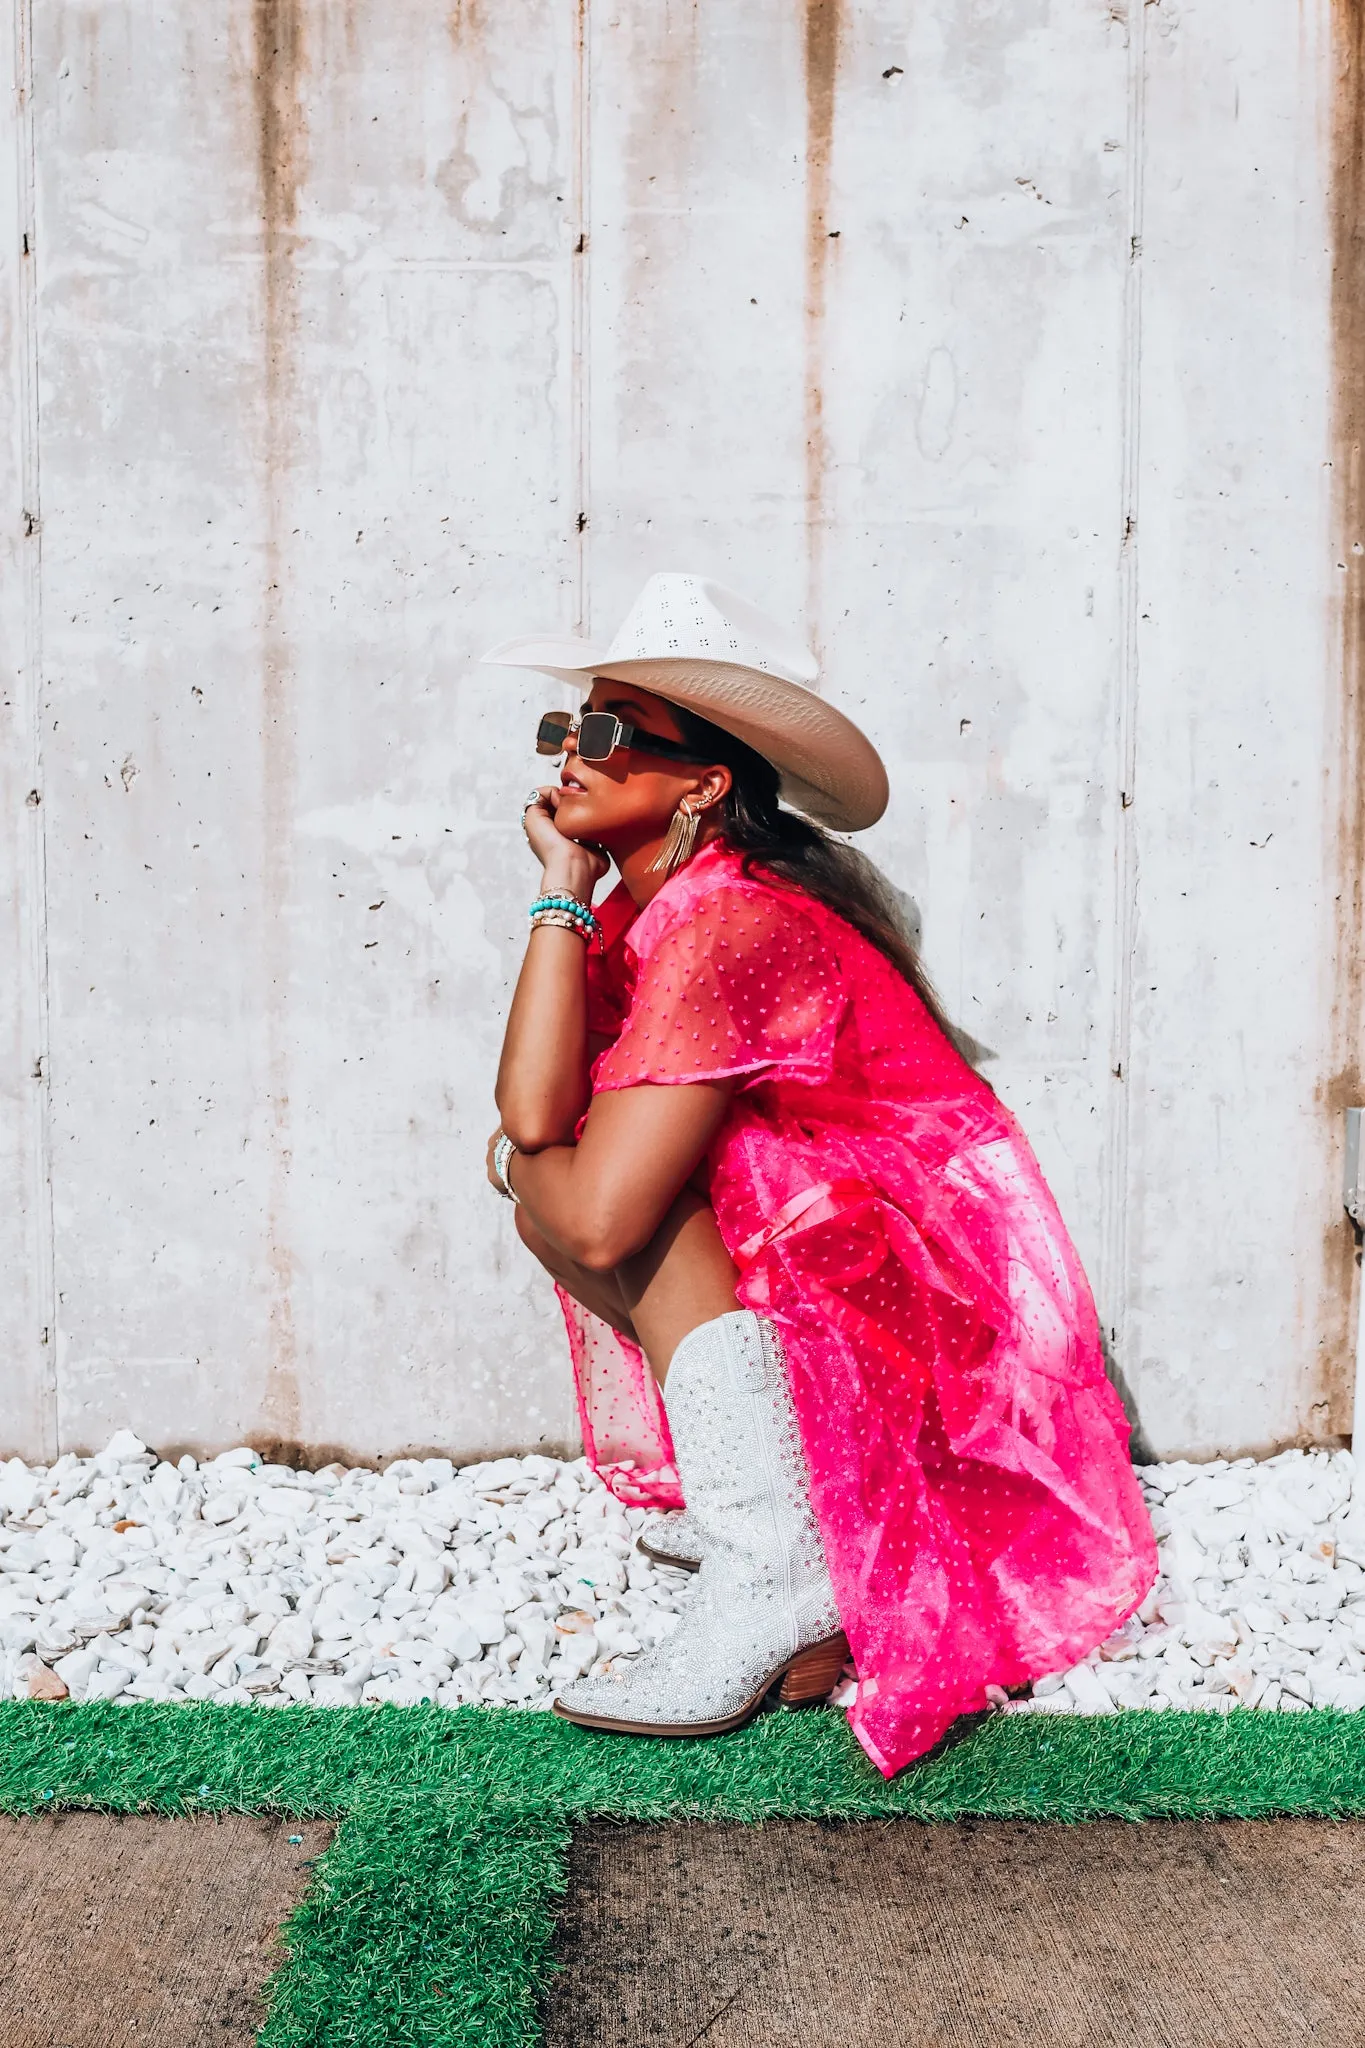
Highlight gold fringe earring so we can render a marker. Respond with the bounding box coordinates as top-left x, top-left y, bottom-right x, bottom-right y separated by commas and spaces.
647, 801, 700, 875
